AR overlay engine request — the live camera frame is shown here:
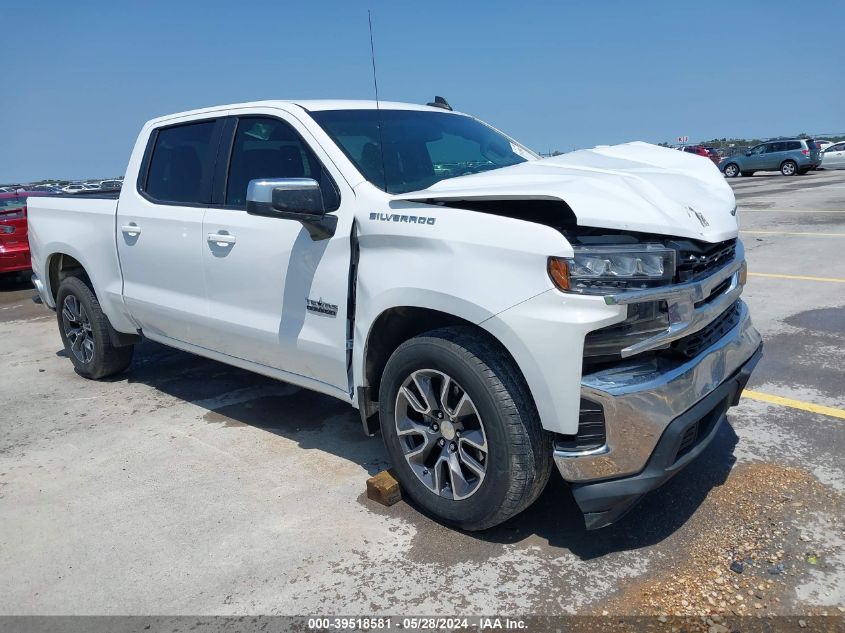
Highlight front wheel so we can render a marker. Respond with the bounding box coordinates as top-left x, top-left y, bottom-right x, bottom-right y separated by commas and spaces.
723, 163, 740, 178
56, 275, 134, 379
781, 160, 798, 176
378, 327, 552, 531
